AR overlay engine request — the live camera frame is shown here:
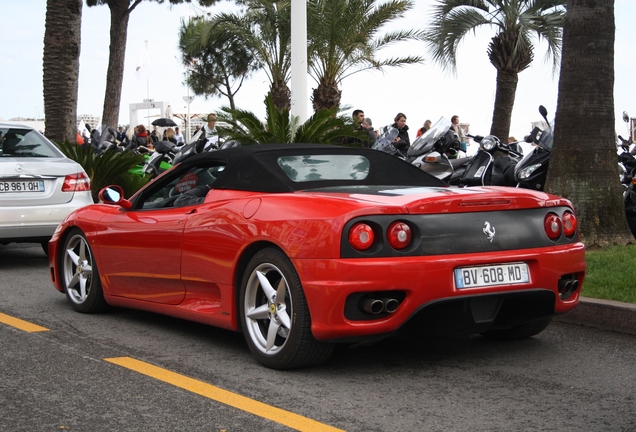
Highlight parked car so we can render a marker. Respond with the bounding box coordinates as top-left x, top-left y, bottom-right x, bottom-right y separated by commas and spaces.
0, 123, 92, 252
48, 144, 586, 369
